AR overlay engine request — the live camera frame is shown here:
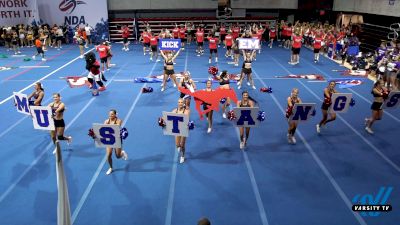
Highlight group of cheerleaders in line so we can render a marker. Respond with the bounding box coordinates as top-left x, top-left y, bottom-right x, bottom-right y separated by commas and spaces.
24, 71, 389, 171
